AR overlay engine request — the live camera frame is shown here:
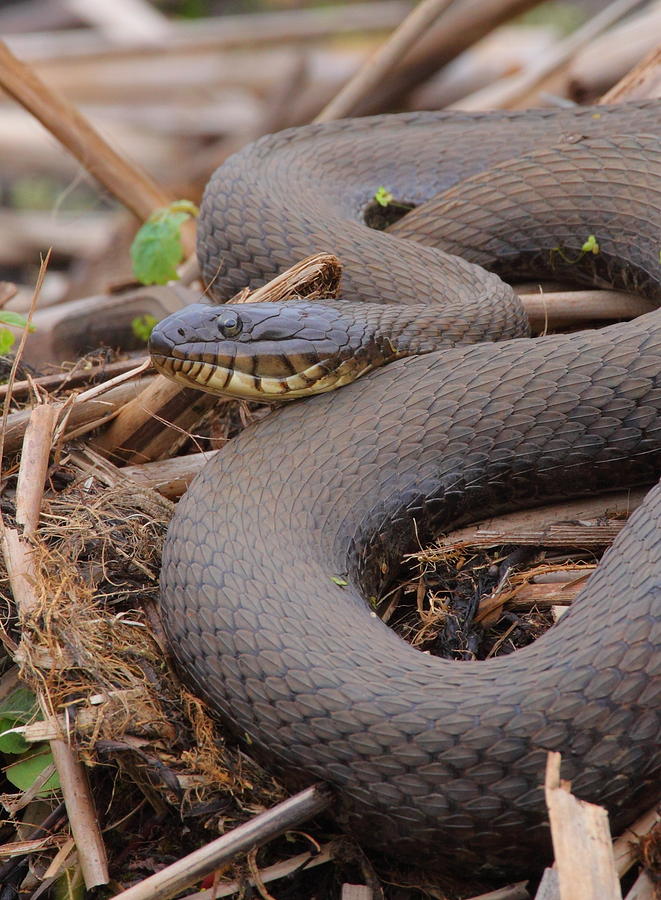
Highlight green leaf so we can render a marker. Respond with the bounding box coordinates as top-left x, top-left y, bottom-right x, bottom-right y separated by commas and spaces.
0, 329, 15, 356
5, 744, 61, 795
132, 314, 158, 343
0, 722, 29, 754
330, 575, 348, 587
130, 200, 198, 286
0, 687, 39, 753
374, 186, 393, 207
581, 234, 599, 255
0, 311, 36, 331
